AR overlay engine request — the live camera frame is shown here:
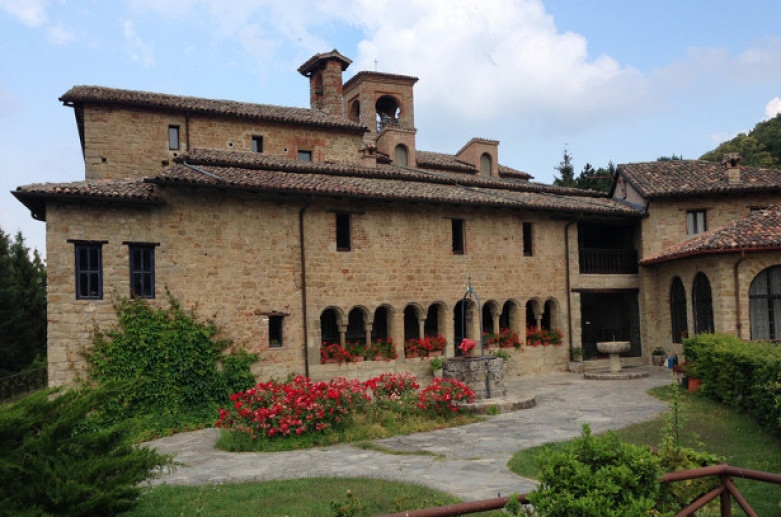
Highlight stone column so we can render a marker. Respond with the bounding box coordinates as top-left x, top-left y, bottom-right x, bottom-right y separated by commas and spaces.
338, 324, 347, 348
